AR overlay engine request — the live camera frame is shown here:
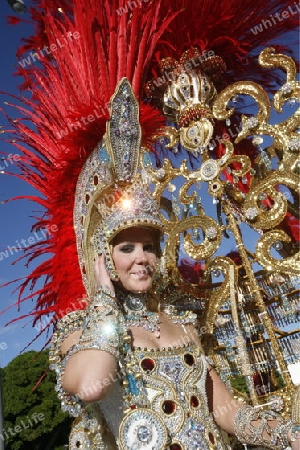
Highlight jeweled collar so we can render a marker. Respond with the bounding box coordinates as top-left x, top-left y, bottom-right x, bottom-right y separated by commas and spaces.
121, 292, 148, 314
117, 290, 161, 336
